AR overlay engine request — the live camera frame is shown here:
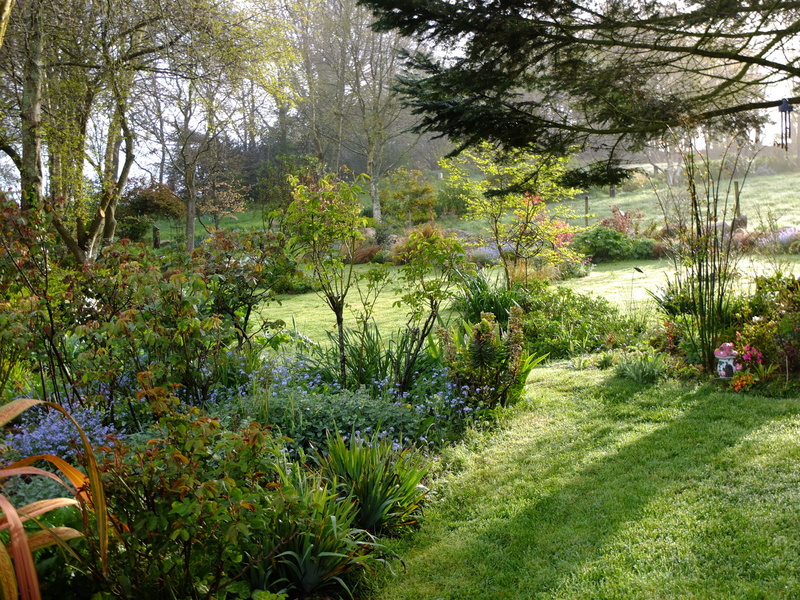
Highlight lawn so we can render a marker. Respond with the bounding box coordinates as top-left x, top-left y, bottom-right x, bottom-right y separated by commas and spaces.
365, 366, 800, 599
562, 171, 800, 230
